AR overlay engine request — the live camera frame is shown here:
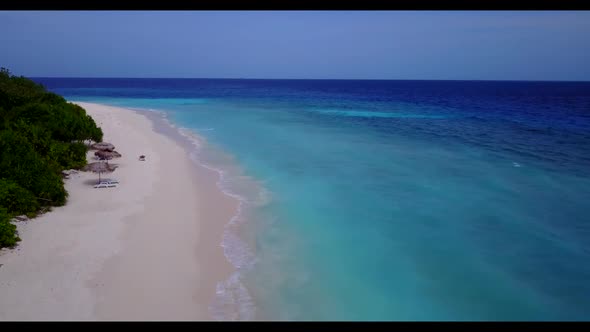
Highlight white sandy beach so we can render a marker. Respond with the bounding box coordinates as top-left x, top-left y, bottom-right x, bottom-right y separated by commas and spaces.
0, 102, 236, 320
